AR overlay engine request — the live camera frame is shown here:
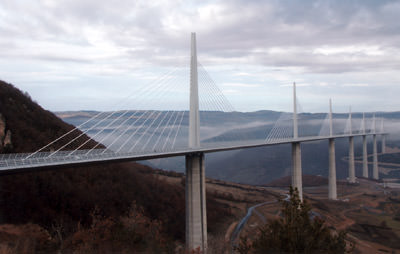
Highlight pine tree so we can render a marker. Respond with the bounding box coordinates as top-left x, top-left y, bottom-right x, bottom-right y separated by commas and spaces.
237, 187, 354, 254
